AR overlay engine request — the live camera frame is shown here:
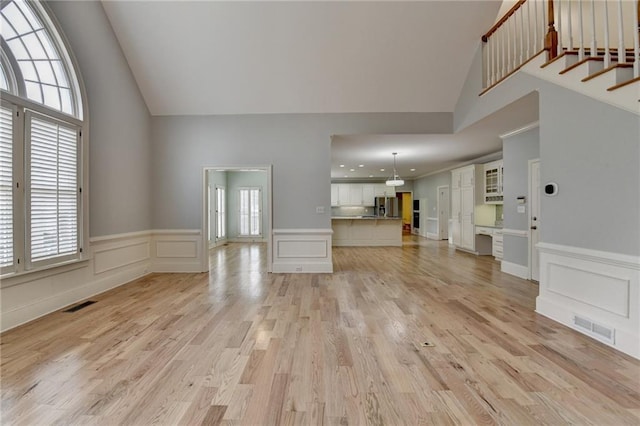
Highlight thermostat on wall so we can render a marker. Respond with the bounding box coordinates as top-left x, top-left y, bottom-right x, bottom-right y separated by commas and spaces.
544, 182, 558, 196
